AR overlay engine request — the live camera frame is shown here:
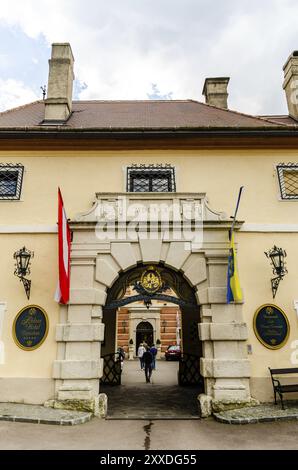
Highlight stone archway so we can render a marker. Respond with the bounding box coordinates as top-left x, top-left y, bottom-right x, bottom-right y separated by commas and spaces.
101, 262, 201, 359
53, 192, 252, 416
